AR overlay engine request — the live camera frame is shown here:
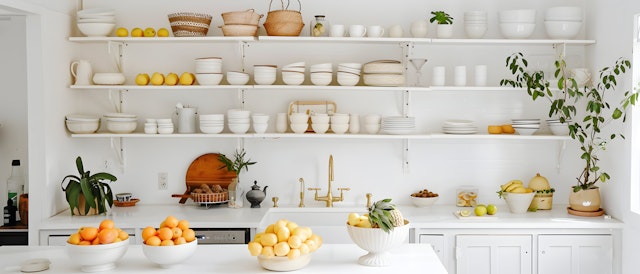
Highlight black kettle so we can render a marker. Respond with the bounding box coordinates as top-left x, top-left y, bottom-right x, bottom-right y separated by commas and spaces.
246, 181, 268, 208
